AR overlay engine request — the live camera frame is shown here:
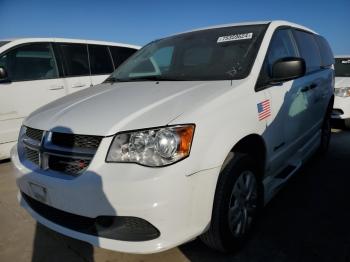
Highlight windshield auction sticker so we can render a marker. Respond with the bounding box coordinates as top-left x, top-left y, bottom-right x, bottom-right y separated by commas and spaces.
217, 33, 253, 43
